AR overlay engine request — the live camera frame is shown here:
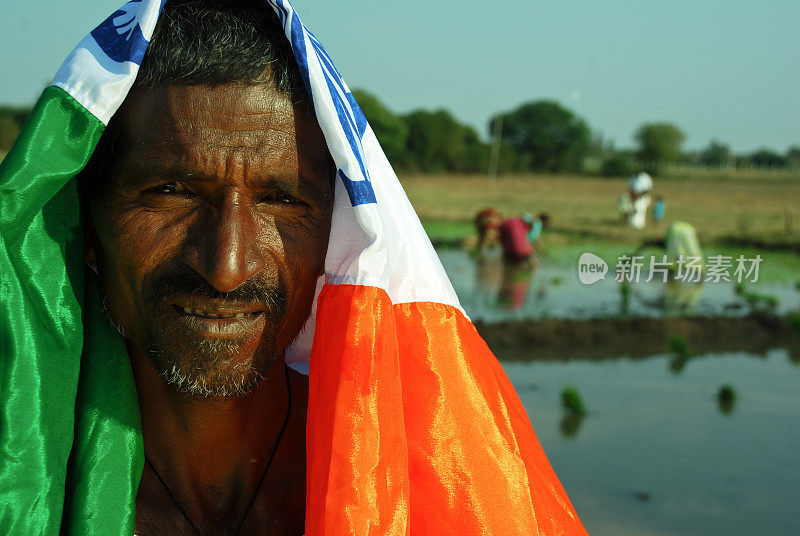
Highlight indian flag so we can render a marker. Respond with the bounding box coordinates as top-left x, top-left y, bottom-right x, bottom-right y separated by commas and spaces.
0, 0, 588, 534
